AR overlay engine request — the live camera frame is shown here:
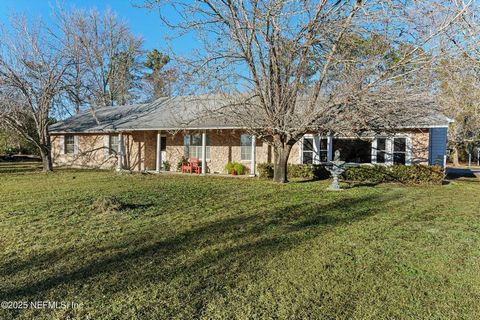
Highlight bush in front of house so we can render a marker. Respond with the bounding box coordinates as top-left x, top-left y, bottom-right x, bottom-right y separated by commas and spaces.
258, 162, 443, 185
257, 163, 330, 180
163, 160, 171, 171
225, 162, 235, 174
342, 164, 444, 185
288, 164, 330, 180
233, 162, 246, 175
257, 163, 274, 178
225, 162, 247, 175
176, 156, 188, 171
